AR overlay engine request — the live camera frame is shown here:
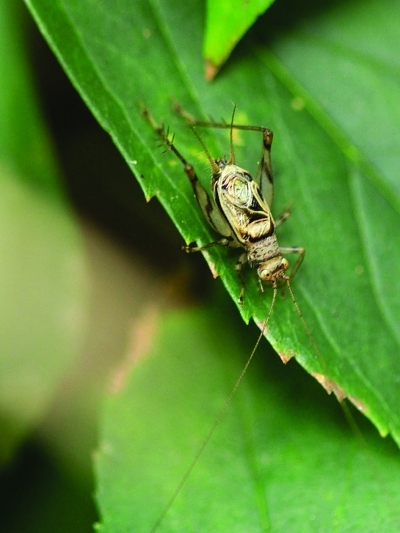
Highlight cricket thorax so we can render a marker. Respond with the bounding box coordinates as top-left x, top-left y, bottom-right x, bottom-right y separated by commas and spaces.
248, 234, 289, 282
216, 164, 275, 244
